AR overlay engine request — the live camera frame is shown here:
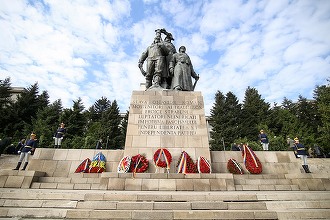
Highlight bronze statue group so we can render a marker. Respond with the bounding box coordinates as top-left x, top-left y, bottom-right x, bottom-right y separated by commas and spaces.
138, 28, 199, 91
